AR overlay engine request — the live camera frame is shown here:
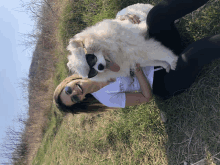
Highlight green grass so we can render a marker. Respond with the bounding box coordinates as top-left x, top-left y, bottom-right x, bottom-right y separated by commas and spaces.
32, 0, 220, 164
